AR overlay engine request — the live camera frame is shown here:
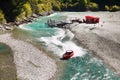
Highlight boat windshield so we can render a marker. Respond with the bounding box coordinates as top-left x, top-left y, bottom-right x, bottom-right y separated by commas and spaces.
66, 50, 73, 54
